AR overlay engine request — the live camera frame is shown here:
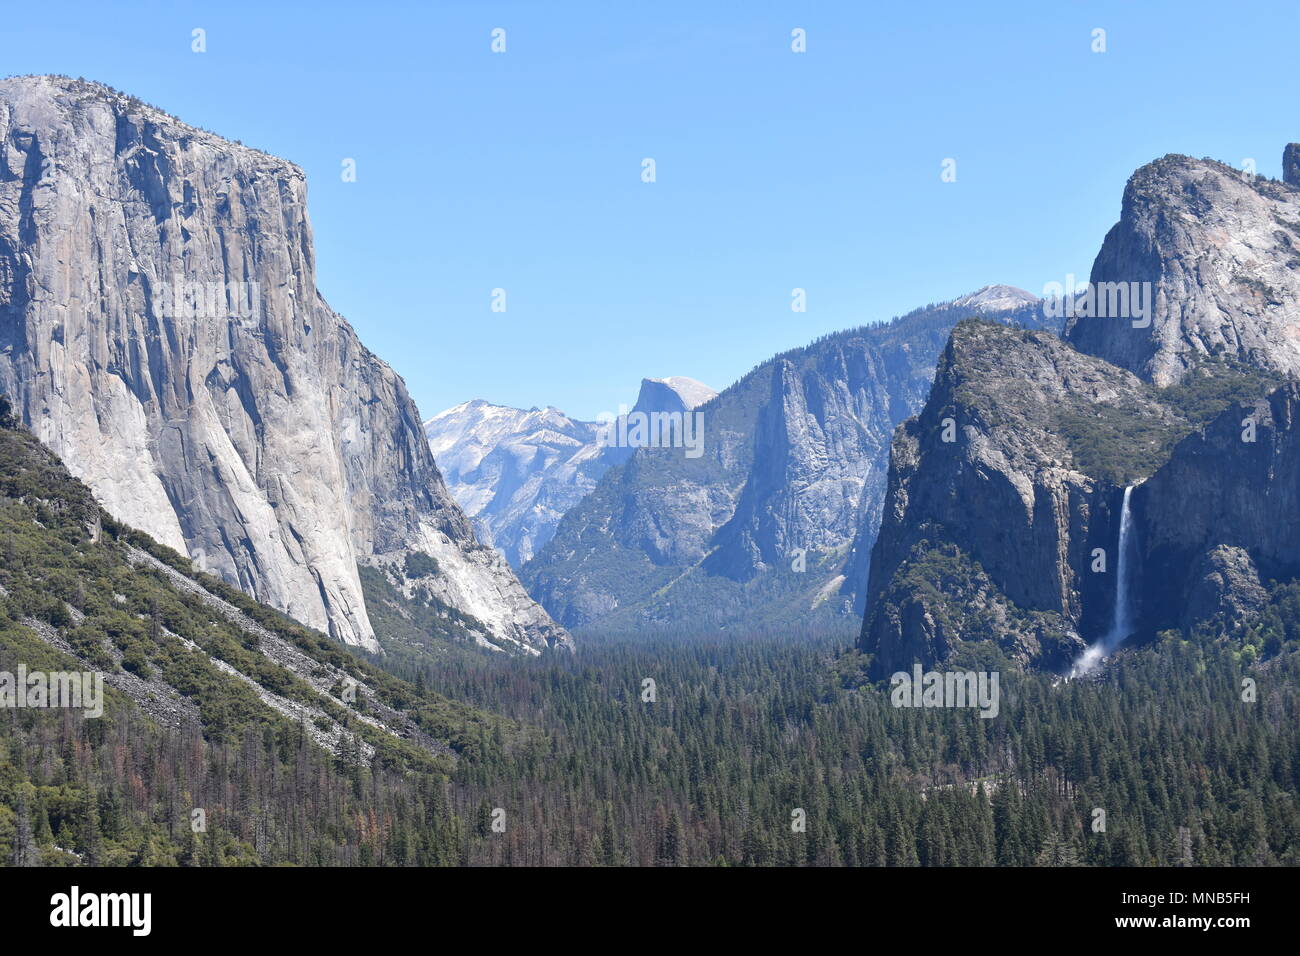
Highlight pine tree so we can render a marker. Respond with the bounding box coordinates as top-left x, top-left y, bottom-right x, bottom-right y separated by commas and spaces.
475, 798, 493, 838
8, 793, 38, 867
80, 789, 104, 866
656, 809, 685, 866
